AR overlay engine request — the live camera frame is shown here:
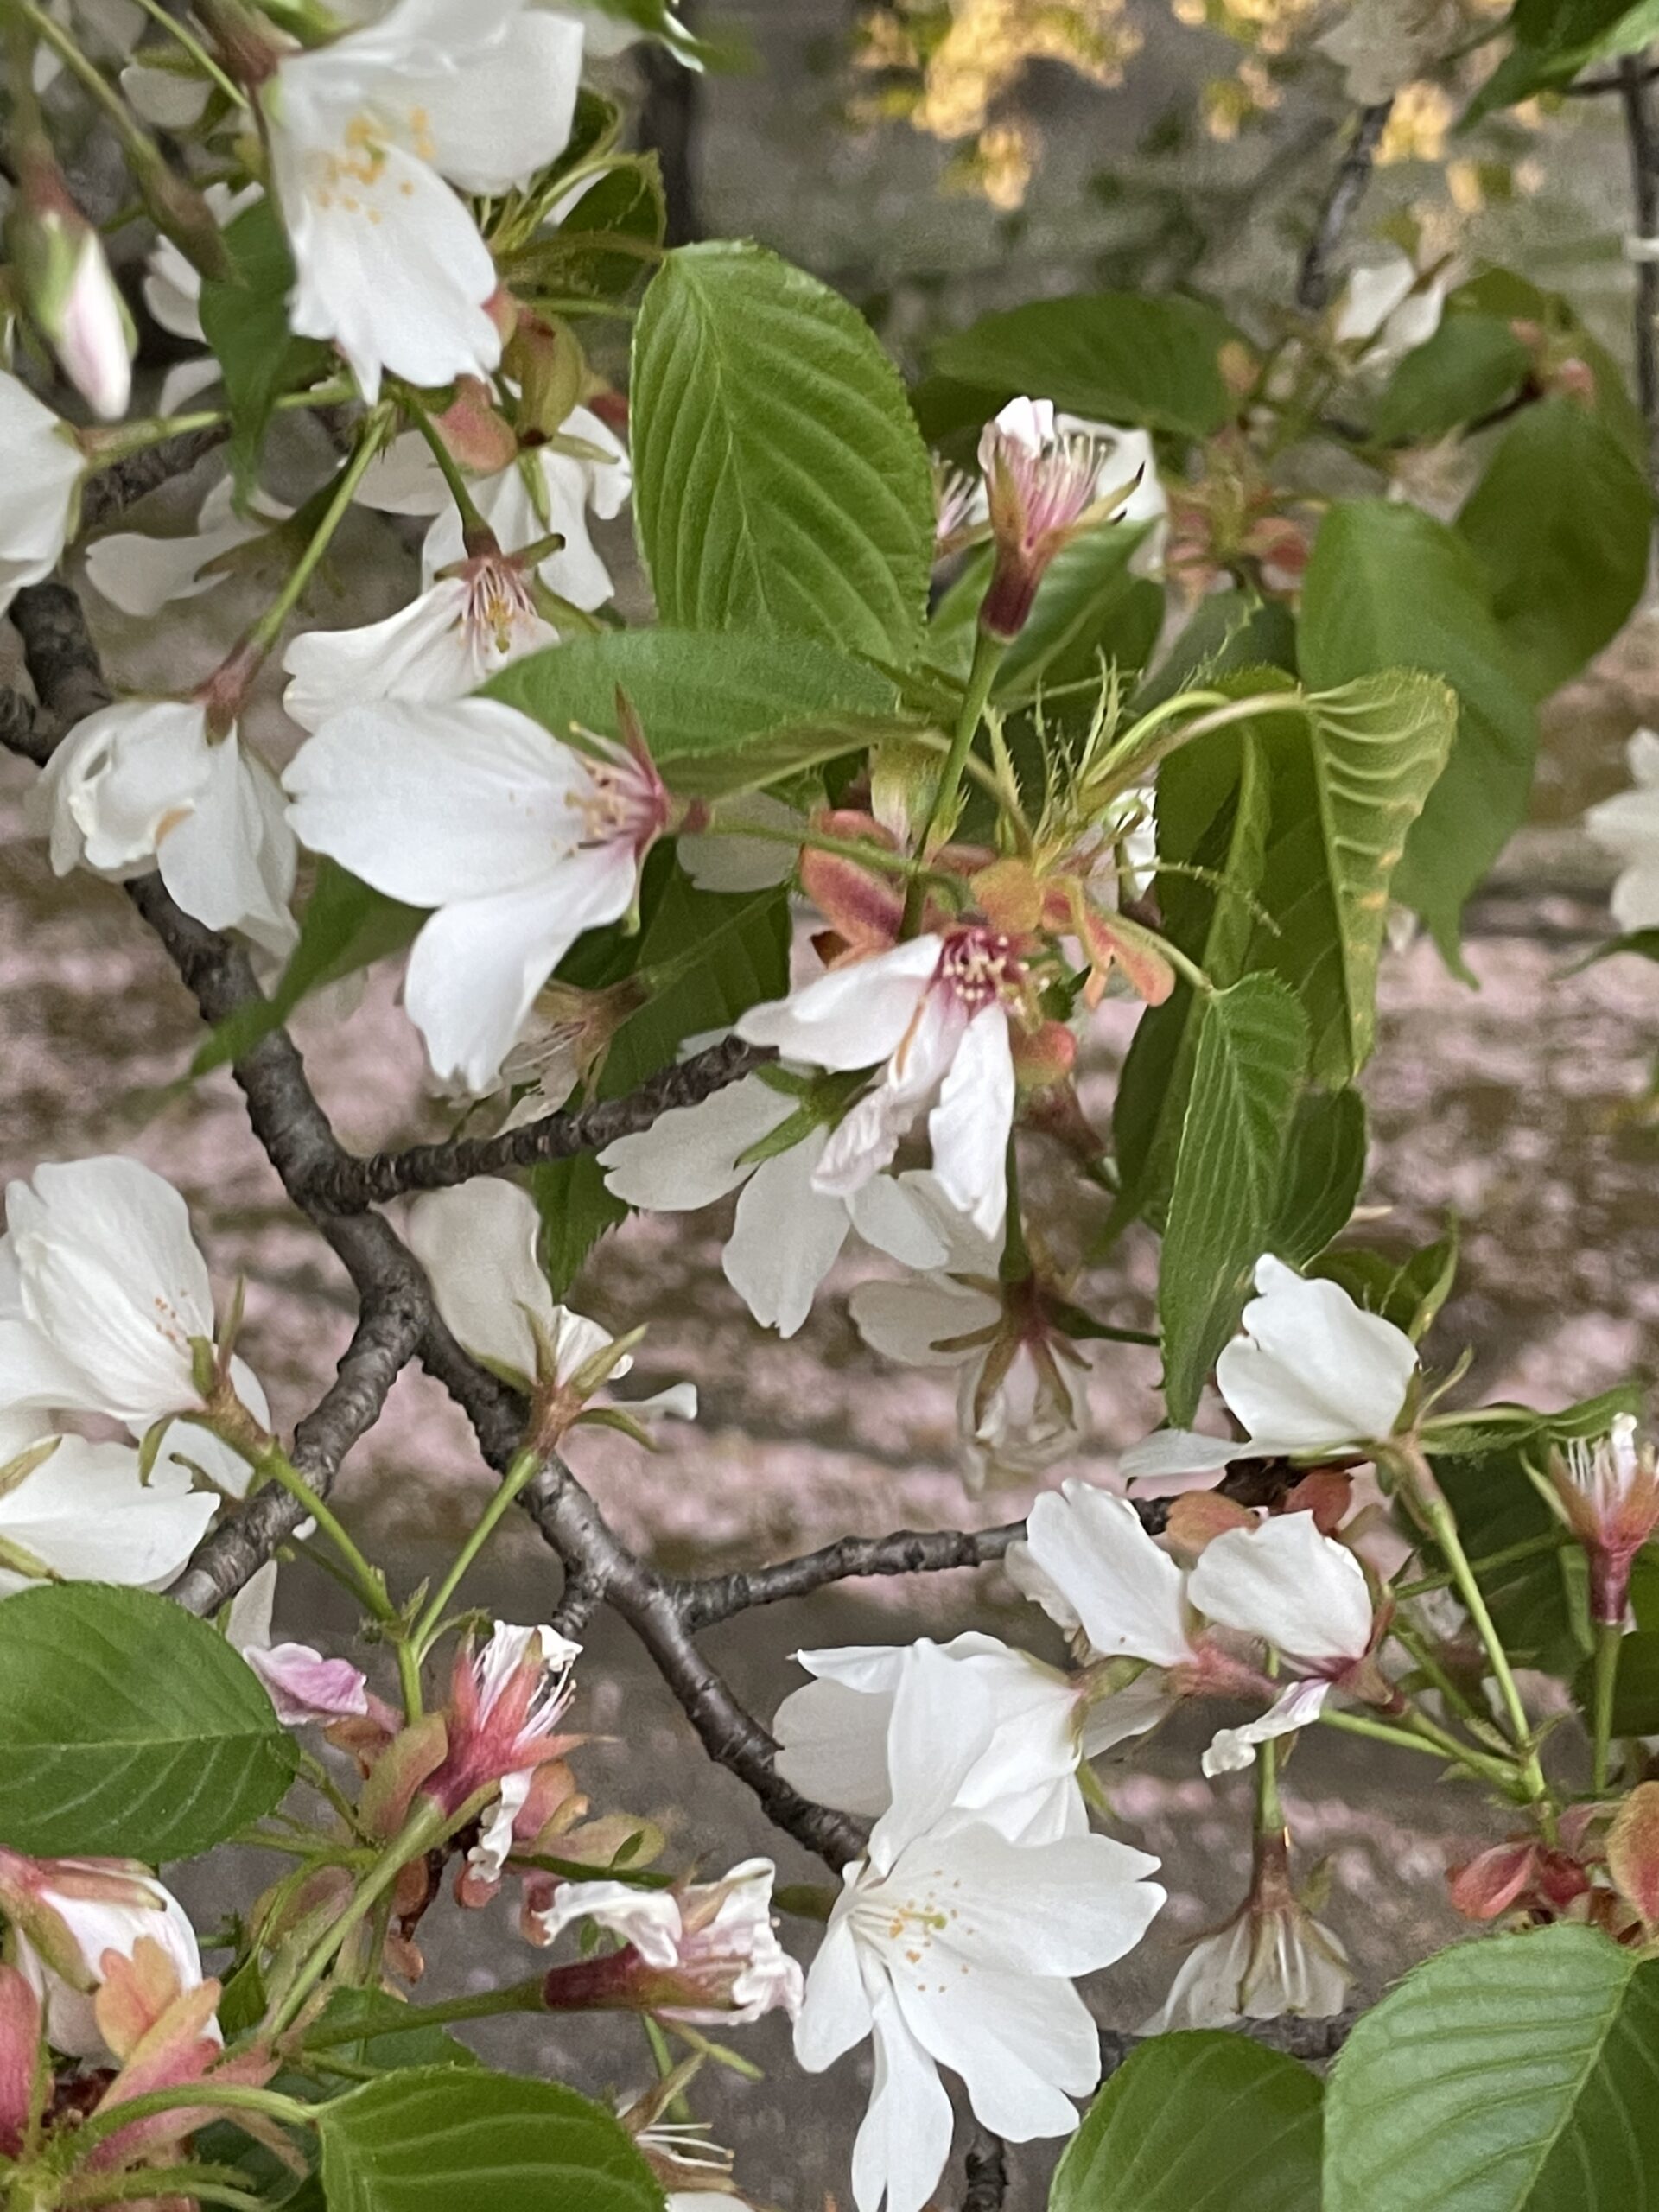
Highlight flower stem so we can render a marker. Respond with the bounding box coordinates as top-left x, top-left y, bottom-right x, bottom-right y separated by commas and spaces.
229, 1430, 396, 1627
302, 1976, 549, 2049
126, 0, 248, 105
404, 391, 499, 551
1422, 1497, 1548, 1800
901, 628, 1005, 933
1254, 1731, 1284, 1835
13, 0, 167, 178
1592, 1619, 1623, 1795
410, 1447, 544, 1662
239, 404, 395, 661
264, 1801, 451, 2038
66, 2082, 320, 2158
